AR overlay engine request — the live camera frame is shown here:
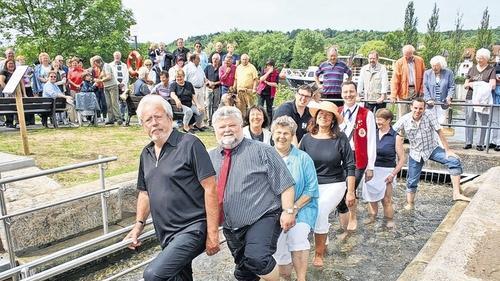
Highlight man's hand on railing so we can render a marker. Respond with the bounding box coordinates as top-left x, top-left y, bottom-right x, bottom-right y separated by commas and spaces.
124, 223, 144, 250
